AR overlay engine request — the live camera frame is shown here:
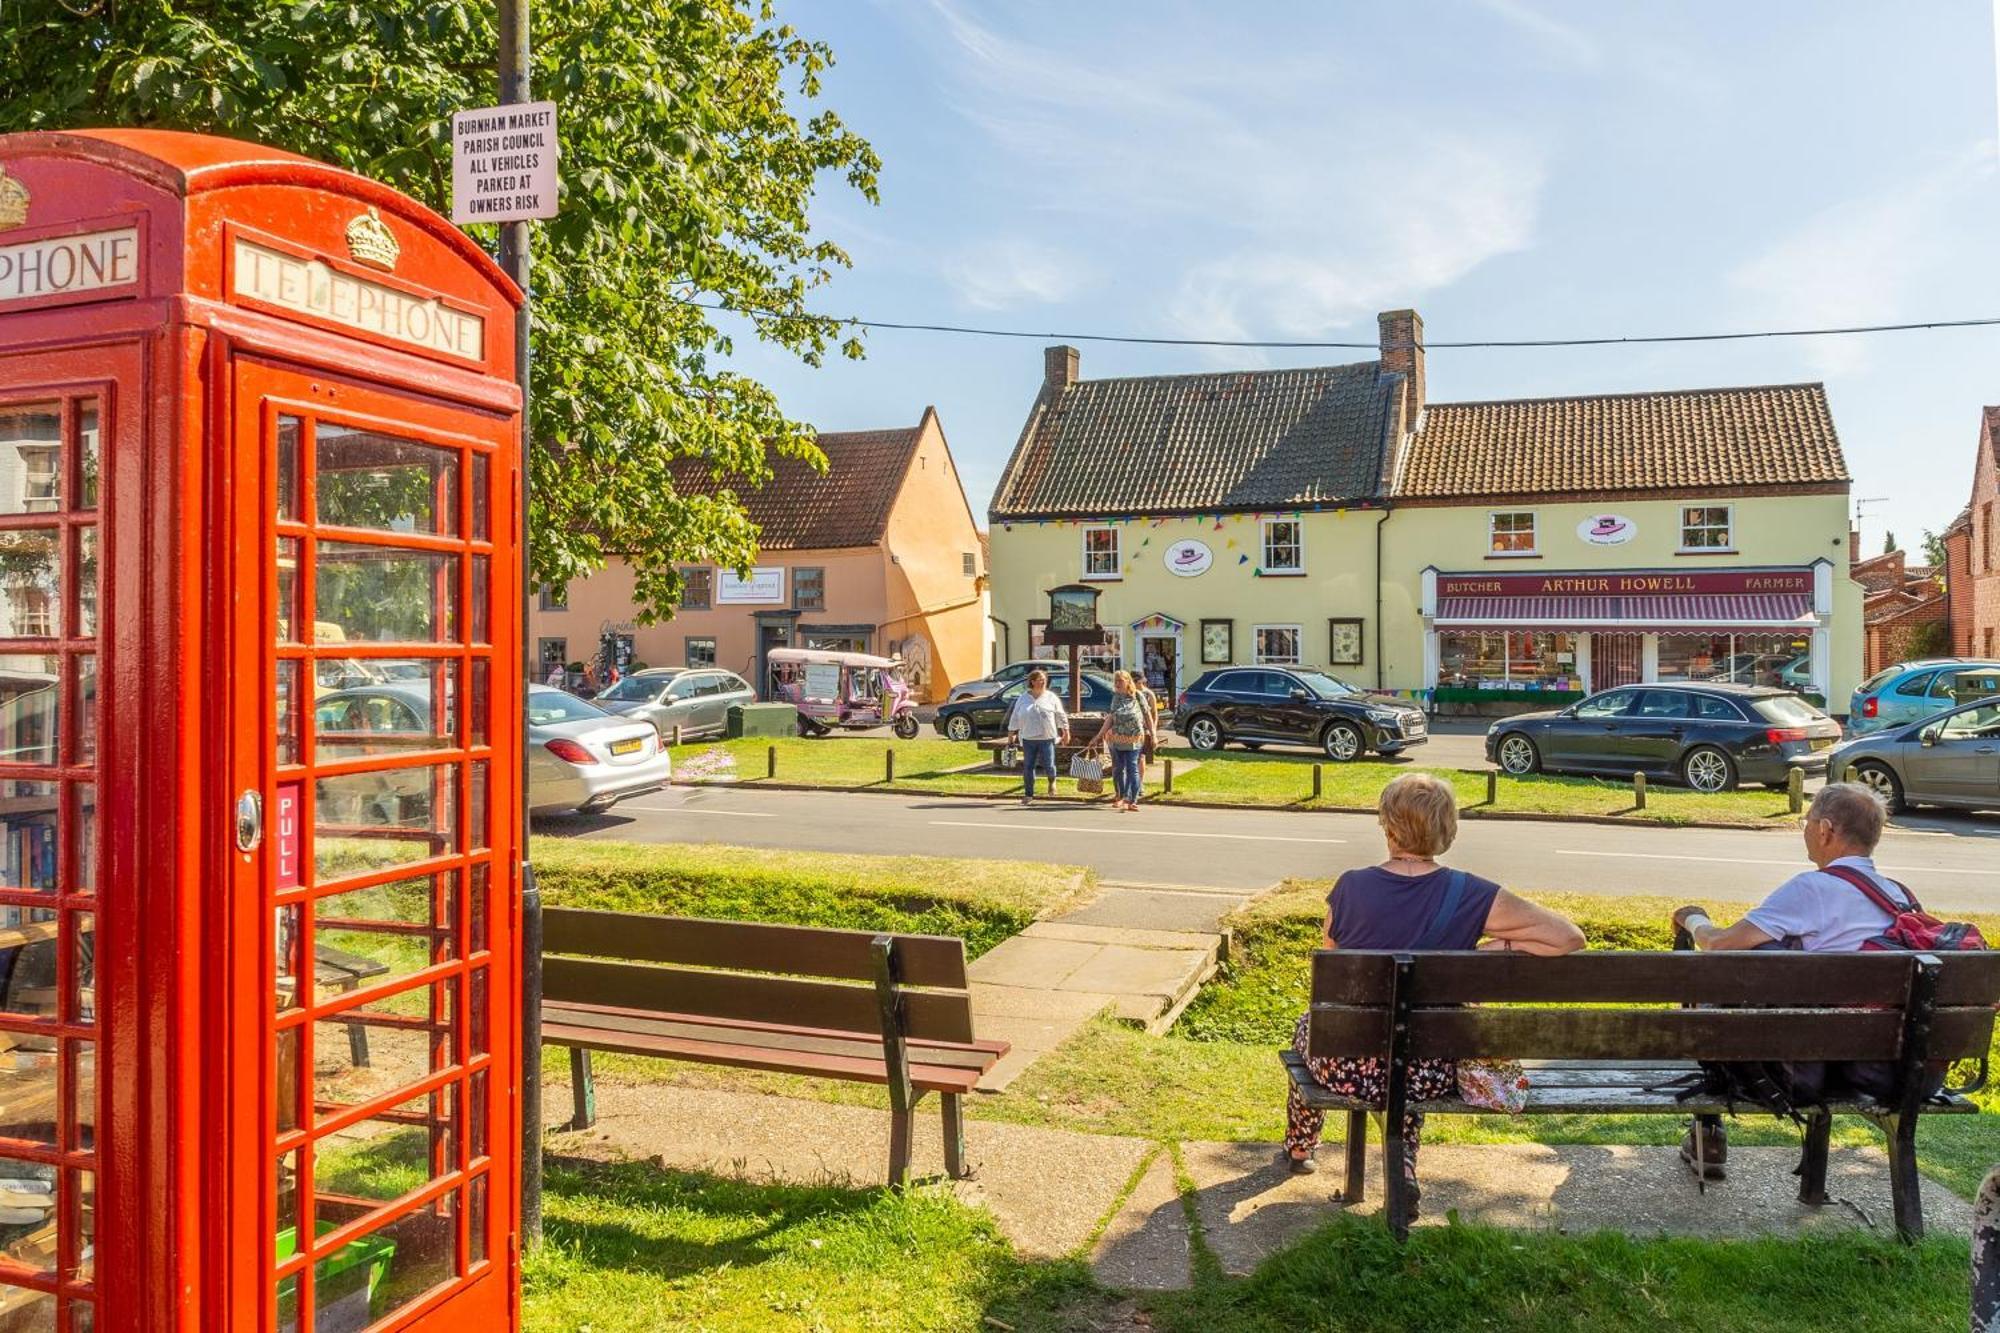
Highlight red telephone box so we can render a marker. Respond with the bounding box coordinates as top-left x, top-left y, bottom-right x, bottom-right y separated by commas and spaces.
0, 131, 523, 1330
